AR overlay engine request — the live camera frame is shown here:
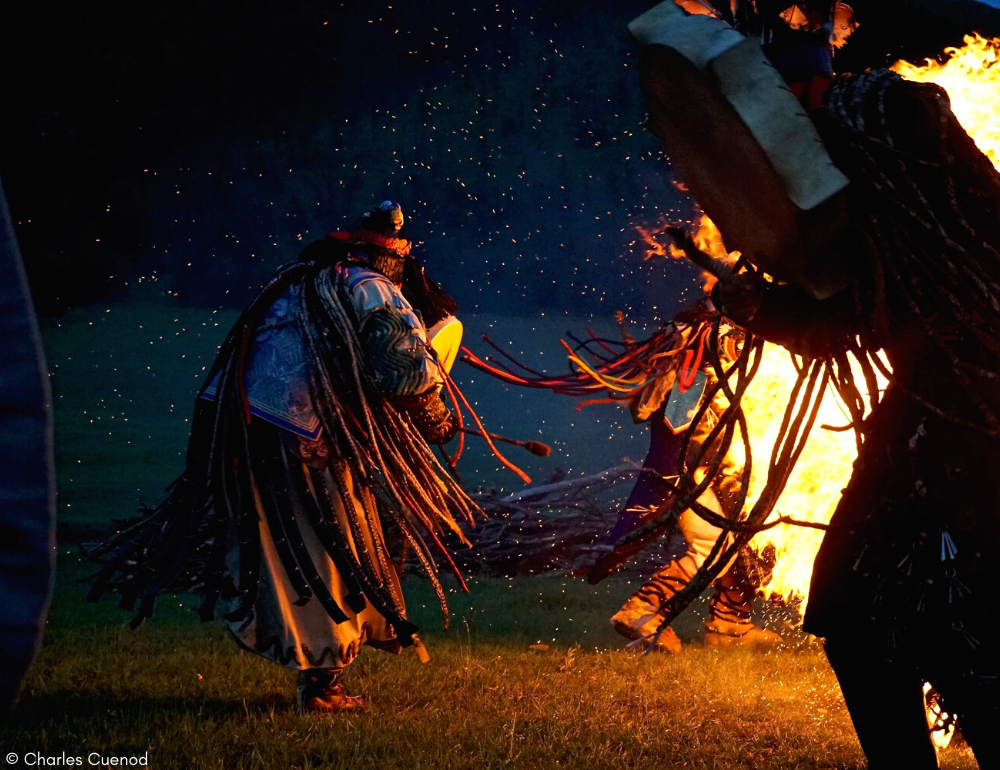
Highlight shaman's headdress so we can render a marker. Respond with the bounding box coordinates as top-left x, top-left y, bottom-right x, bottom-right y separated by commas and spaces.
349, 200, 412, 282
